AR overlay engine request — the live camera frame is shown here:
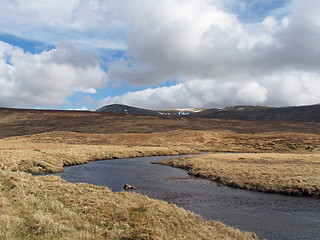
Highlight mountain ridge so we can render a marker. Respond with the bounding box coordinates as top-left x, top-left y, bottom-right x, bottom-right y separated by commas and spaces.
96, 104, 206, 116
96, 103, 320, 123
